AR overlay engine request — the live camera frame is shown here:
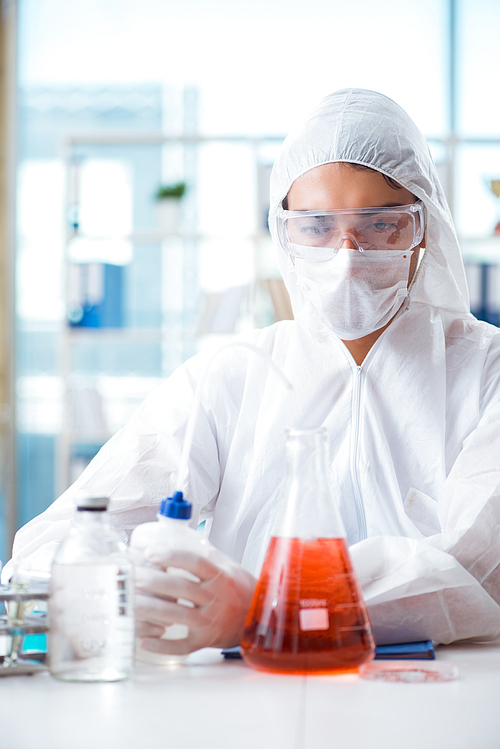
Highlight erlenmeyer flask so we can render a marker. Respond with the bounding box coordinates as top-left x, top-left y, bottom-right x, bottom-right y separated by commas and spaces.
241, 428, 375, 675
